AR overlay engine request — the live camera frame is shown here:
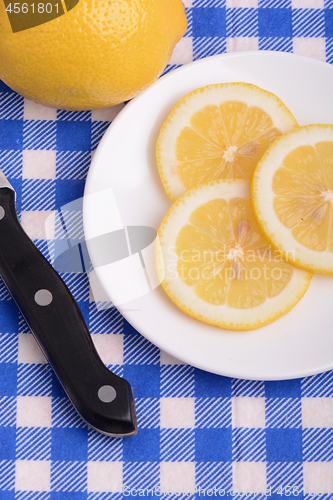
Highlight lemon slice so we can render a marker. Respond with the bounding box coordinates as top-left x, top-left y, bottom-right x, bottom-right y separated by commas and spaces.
157, 179, 311, 331
156, 83, 297, 201
252, 124, 333, 276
